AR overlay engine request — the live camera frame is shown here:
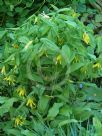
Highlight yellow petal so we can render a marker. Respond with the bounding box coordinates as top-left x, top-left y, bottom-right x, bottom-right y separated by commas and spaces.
93, 63, 101, 69
1, 66, 6, 75
83, 32, 90, 44
56, 55, 62, 64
